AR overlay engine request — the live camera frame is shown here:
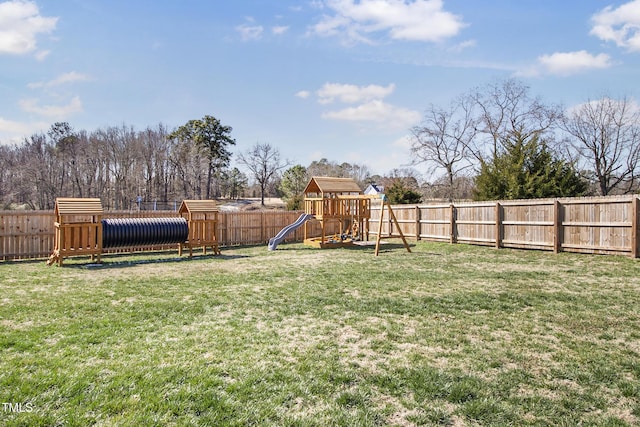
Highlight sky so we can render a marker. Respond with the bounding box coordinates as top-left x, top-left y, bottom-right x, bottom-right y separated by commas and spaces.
1, 0, 640, 177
